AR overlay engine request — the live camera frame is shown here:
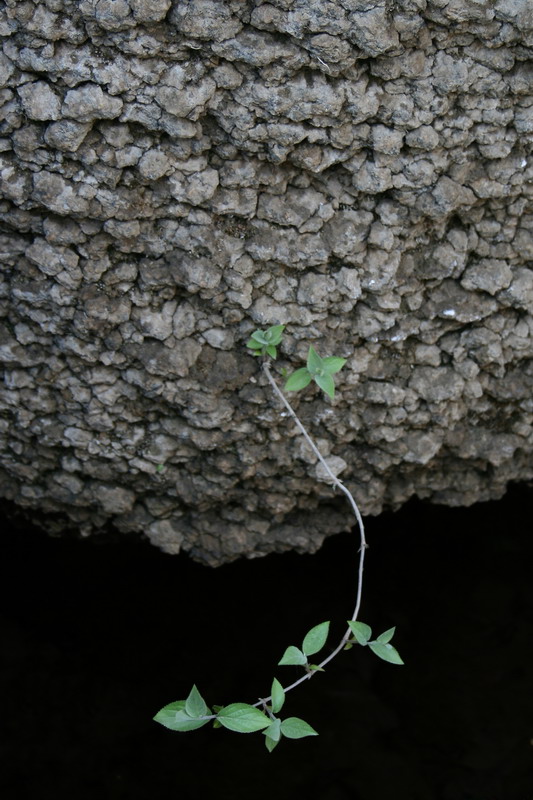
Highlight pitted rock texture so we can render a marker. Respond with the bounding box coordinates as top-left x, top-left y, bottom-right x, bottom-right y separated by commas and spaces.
1, 0, 533, 565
